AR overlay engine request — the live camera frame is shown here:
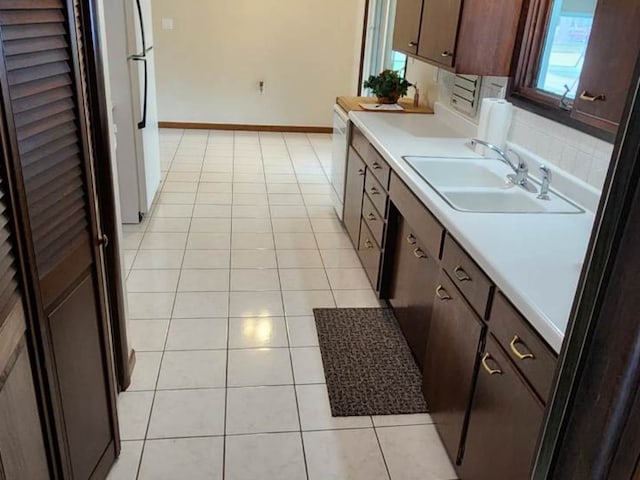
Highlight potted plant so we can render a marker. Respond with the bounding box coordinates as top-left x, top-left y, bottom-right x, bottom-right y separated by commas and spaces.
364, 70, 413, 104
